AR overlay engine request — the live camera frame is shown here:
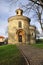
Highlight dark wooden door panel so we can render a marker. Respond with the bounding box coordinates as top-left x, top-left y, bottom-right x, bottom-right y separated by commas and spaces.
19, 35, 22, 42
